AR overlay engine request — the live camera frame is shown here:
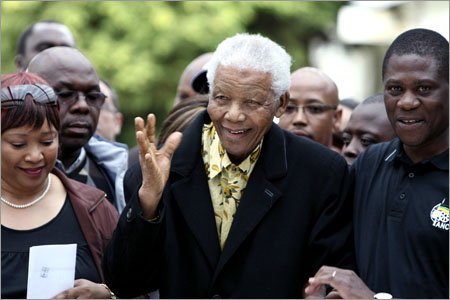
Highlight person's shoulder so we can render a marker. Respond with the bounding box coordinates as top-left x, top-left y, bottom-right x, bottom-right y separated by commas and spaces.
52, 167, 108, 205
351, 139, 400, 180
354, 139, 399, 167
277, 126, 347, 170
